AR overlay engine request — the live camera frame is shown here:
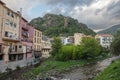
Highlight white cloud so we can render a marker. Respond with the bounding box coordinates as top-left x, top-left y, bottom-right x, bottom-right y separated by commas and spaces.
69, 0, 120, 29
1, 0, 120, 29
2, 0, 39, 20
